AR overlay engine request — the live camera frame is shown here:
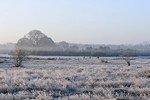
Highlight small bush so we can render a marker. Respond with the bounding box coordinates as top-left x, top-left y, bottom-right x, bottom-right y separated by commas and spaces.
100, 59, 108, 63
13, 47, 26, 67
